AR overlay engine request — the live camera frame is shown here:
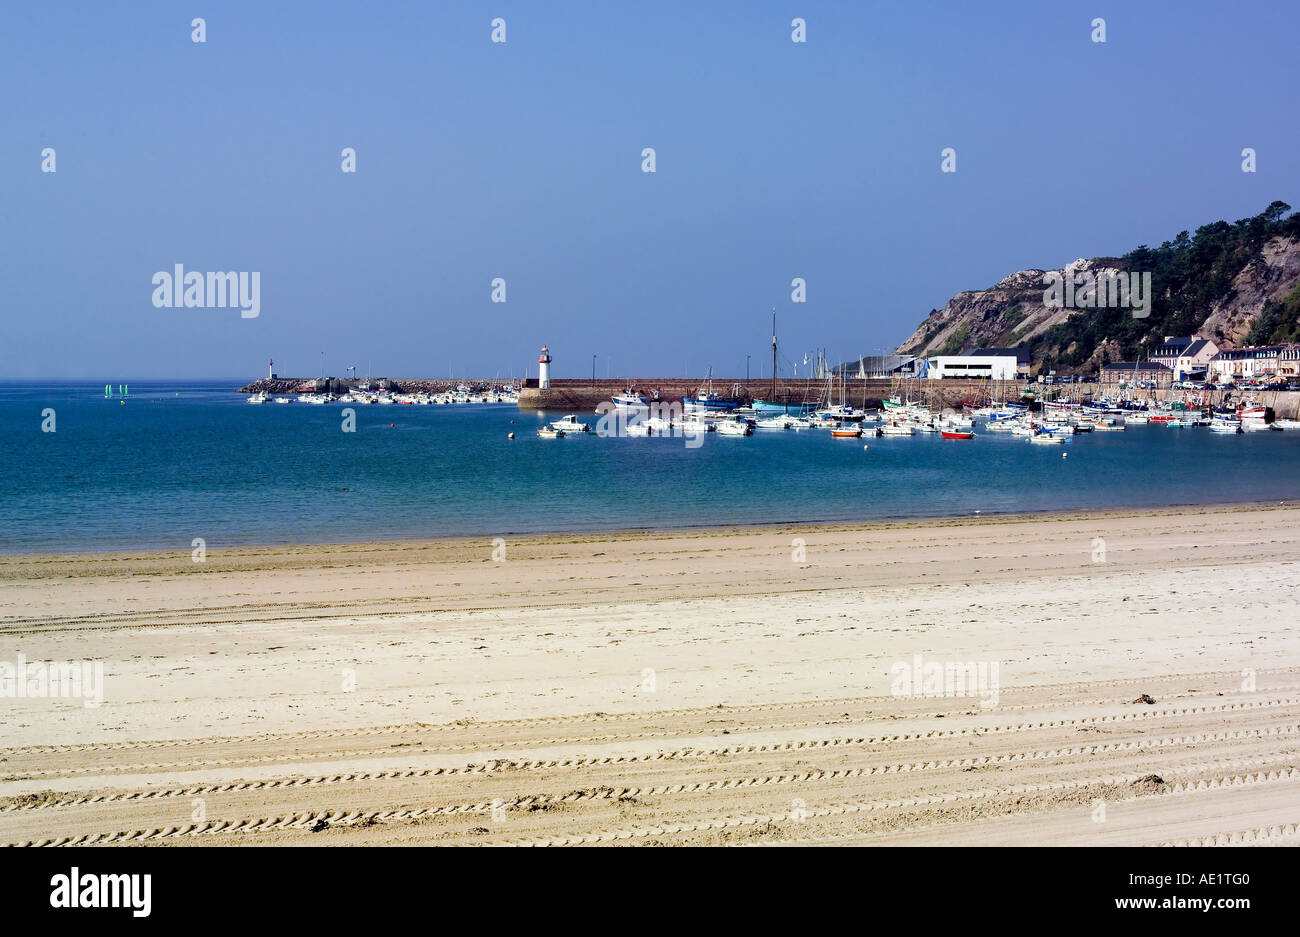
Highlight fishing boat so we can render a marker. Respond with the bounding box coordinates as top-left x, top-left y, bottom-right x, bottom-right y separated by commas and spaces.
1124, 413, 1149, 424
537, 427, 564, 439
683, 368, 743, 413
273, 396, 293, 404
1272, 418, 1300, 431
610, 391, 649, 414
830, 423, 862, 438
880, 422, 914, 436
1209, 418, 1241, 434
550, 415, 591, 434
1028, 432, 1065, 444
940, 429, 974, 439
246, 391, 269, 404
754, 416, 792, 430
